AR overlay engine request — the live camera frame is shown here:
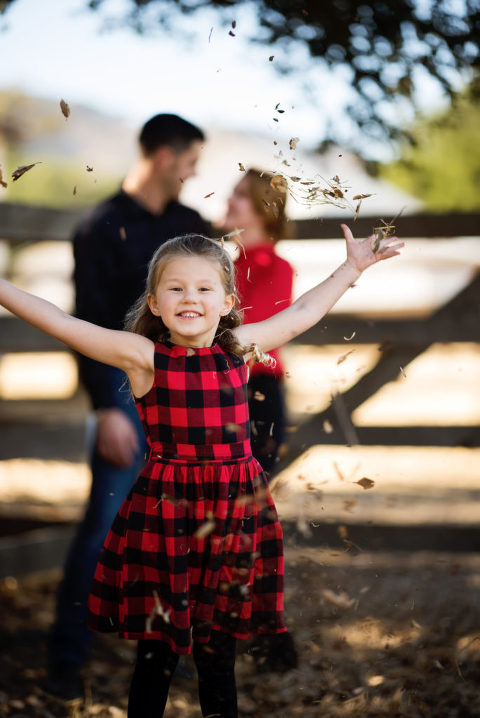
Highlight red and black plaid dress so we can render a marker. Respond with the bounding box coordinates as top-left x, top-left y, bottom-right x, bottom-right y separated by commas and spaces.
88, 341, 285, 654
